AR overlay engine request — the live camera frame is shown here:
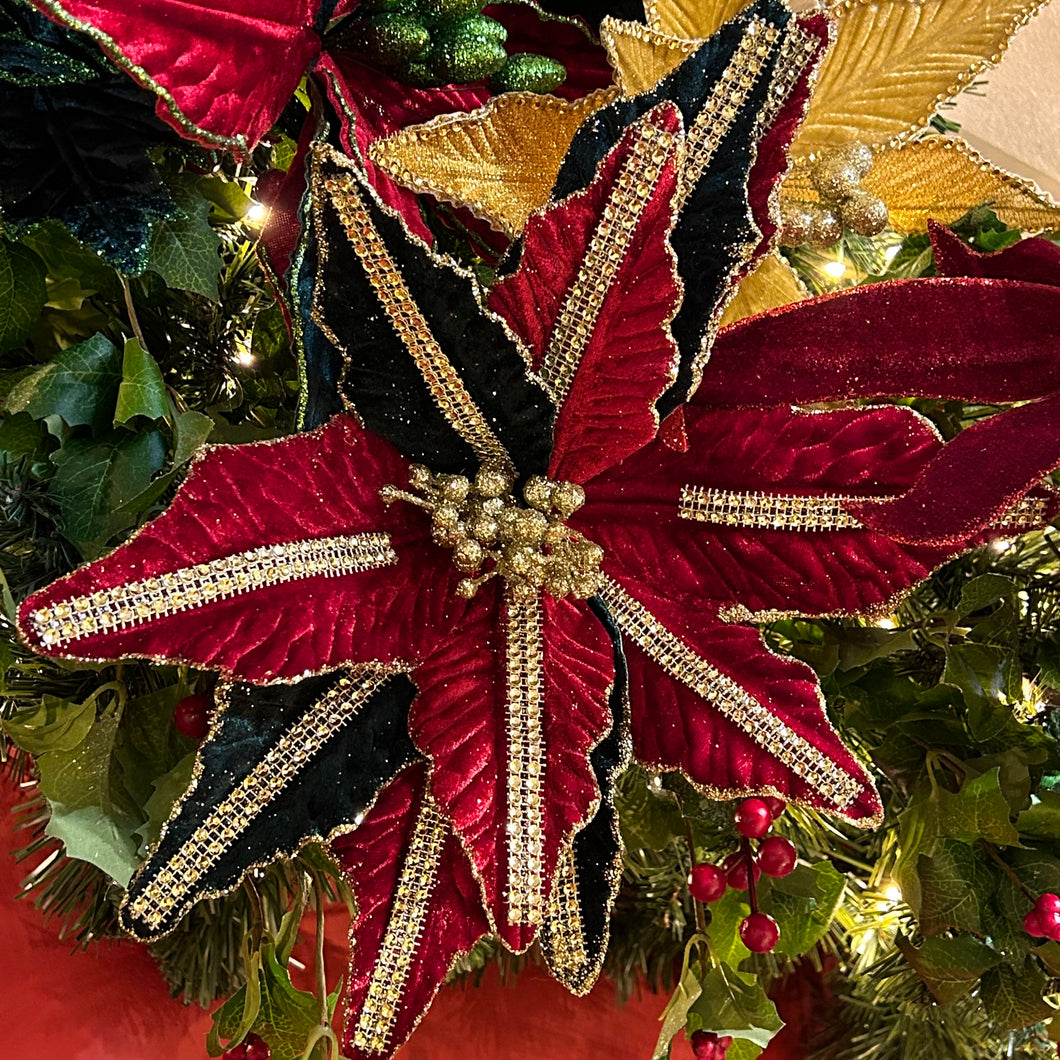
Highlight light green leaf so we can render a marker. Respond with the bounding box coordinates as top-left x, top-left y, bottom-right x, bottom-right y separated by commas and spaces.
958, 574, 1016, 617
915, 839, 995, 937
44, 805, 140, 886
653, 961, 703, 1060
898, 933, 1000, 1005
20, 220, 122, 300
1, 693, 96, 756
1018, 791, 1060, 839
980, 957, 1055, 1030
934, 768, 1021, 848
0, 240, 47, 353
686, 965, 783, 1052
765, 862, 846, 959
943, 643, 1022, 737
49, 428, 166, 555
114, 338, 168, 424
172, 409, 214, 468
144, 178, 223, 299
705, 886, 752, 968
136, 752, 196, 855
5, 333, 121, 432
